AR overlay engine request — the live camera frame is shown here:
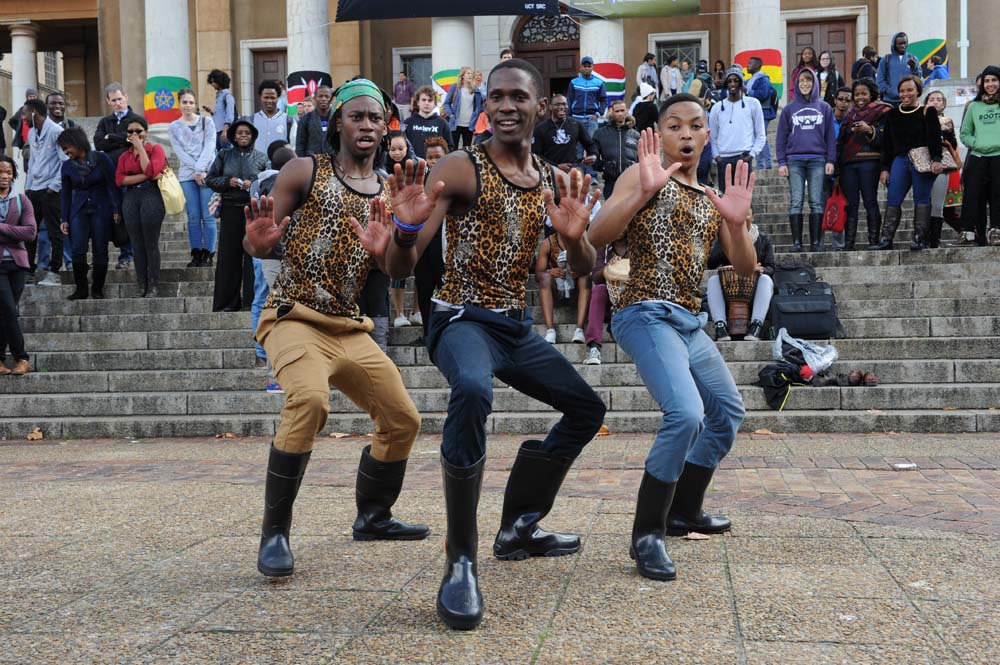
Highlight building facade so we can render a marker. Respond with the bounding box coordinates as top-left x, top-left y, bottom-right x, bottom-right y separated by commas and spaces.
0, 0, 994, 130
